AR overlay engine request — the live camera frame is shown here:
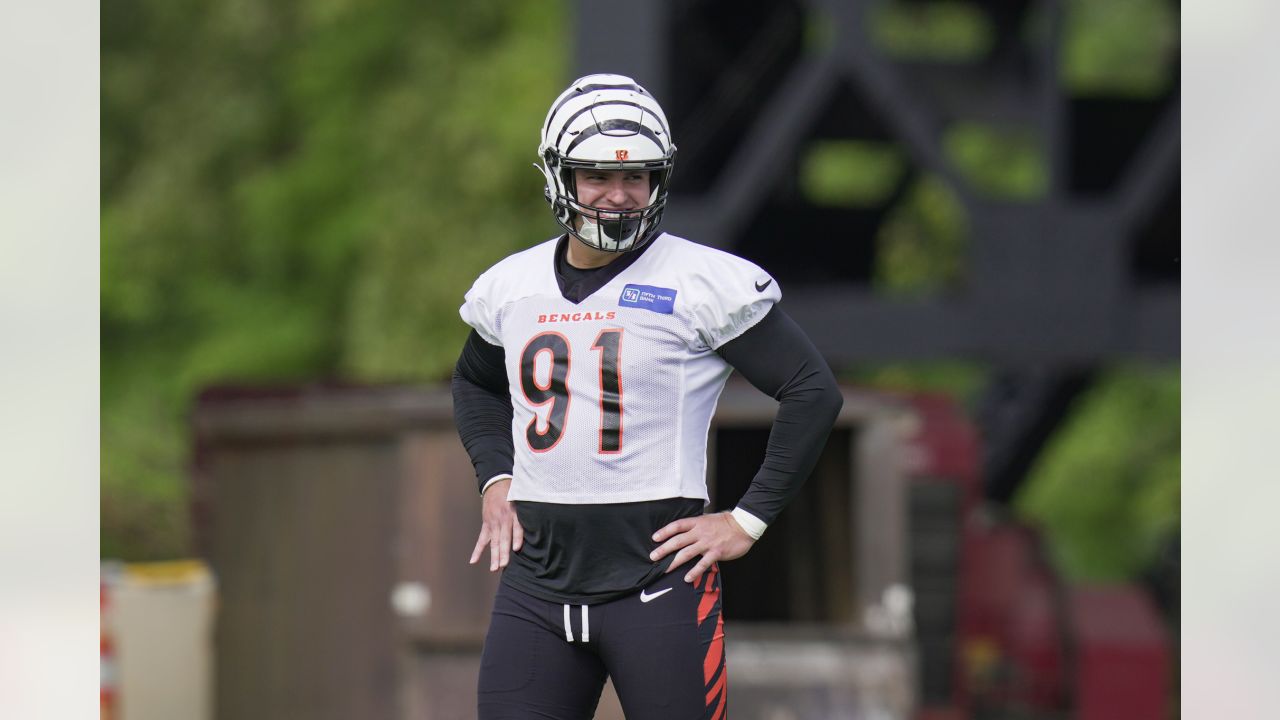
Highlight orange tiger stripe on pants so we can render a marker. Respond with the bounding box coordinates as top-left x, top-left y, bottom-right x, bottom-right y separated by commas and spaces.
698, 564, 727, 719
